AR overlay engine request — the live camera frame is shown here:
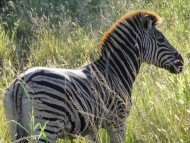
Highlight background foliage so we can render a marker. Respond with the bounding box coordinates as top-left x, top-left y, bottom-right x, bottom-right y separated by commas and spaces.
0, 0, 189, 142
